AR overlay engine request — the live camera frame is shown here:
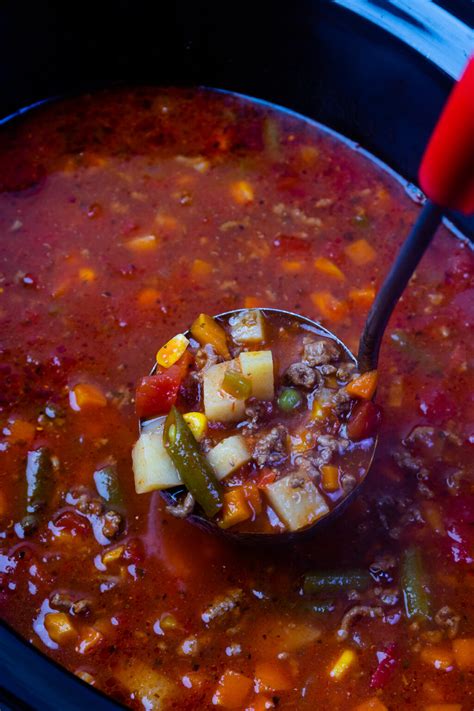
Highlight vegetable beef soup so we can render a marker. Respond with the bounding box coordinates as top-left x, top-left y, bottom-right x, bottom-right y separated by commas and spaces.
0, 87, 473, 710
